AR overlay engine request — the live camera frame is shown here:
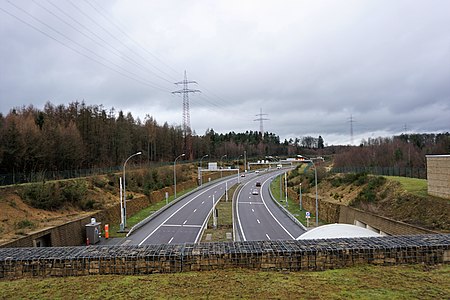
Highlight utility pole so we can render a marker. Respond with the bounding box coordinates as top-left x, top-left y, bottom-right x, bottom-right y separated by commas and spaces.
172, 71, 200, 160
